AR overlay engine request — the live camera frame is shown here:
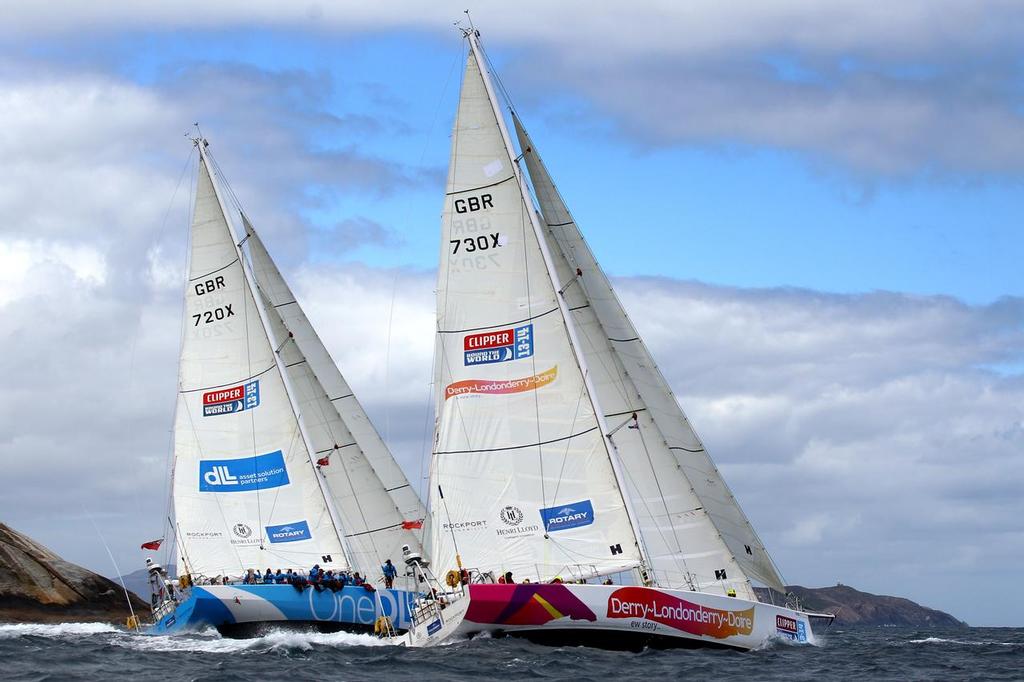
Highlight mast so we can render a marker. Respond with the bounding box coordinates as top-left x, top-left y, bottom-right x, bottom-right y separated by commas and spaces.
465, 32, 654, 584
195, 139, 354, 567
